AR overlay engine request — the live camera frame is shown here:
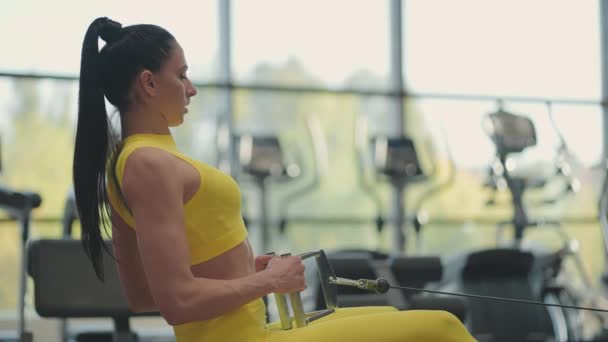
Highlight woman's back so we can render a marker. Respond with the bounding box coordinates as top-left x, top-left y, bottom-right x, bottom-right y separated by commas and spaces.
108, 133, 250, 266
